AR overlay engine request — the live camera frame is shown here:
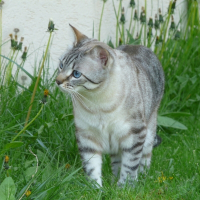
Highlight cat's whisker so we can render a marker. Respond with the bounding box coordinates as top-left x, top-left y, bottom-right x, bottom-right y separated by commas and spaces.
71, 93, 83, 116
66, 90, 76, 105
70, 90, 93, 112
66, 84, 95, 105
70, 90, 98, 113
66, 87, 87, 106
66, 88, 81, 112
71, 94, 77, 108
74, 90, 96, 106
65, 92, 71, 100
64, 89, 77, 108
